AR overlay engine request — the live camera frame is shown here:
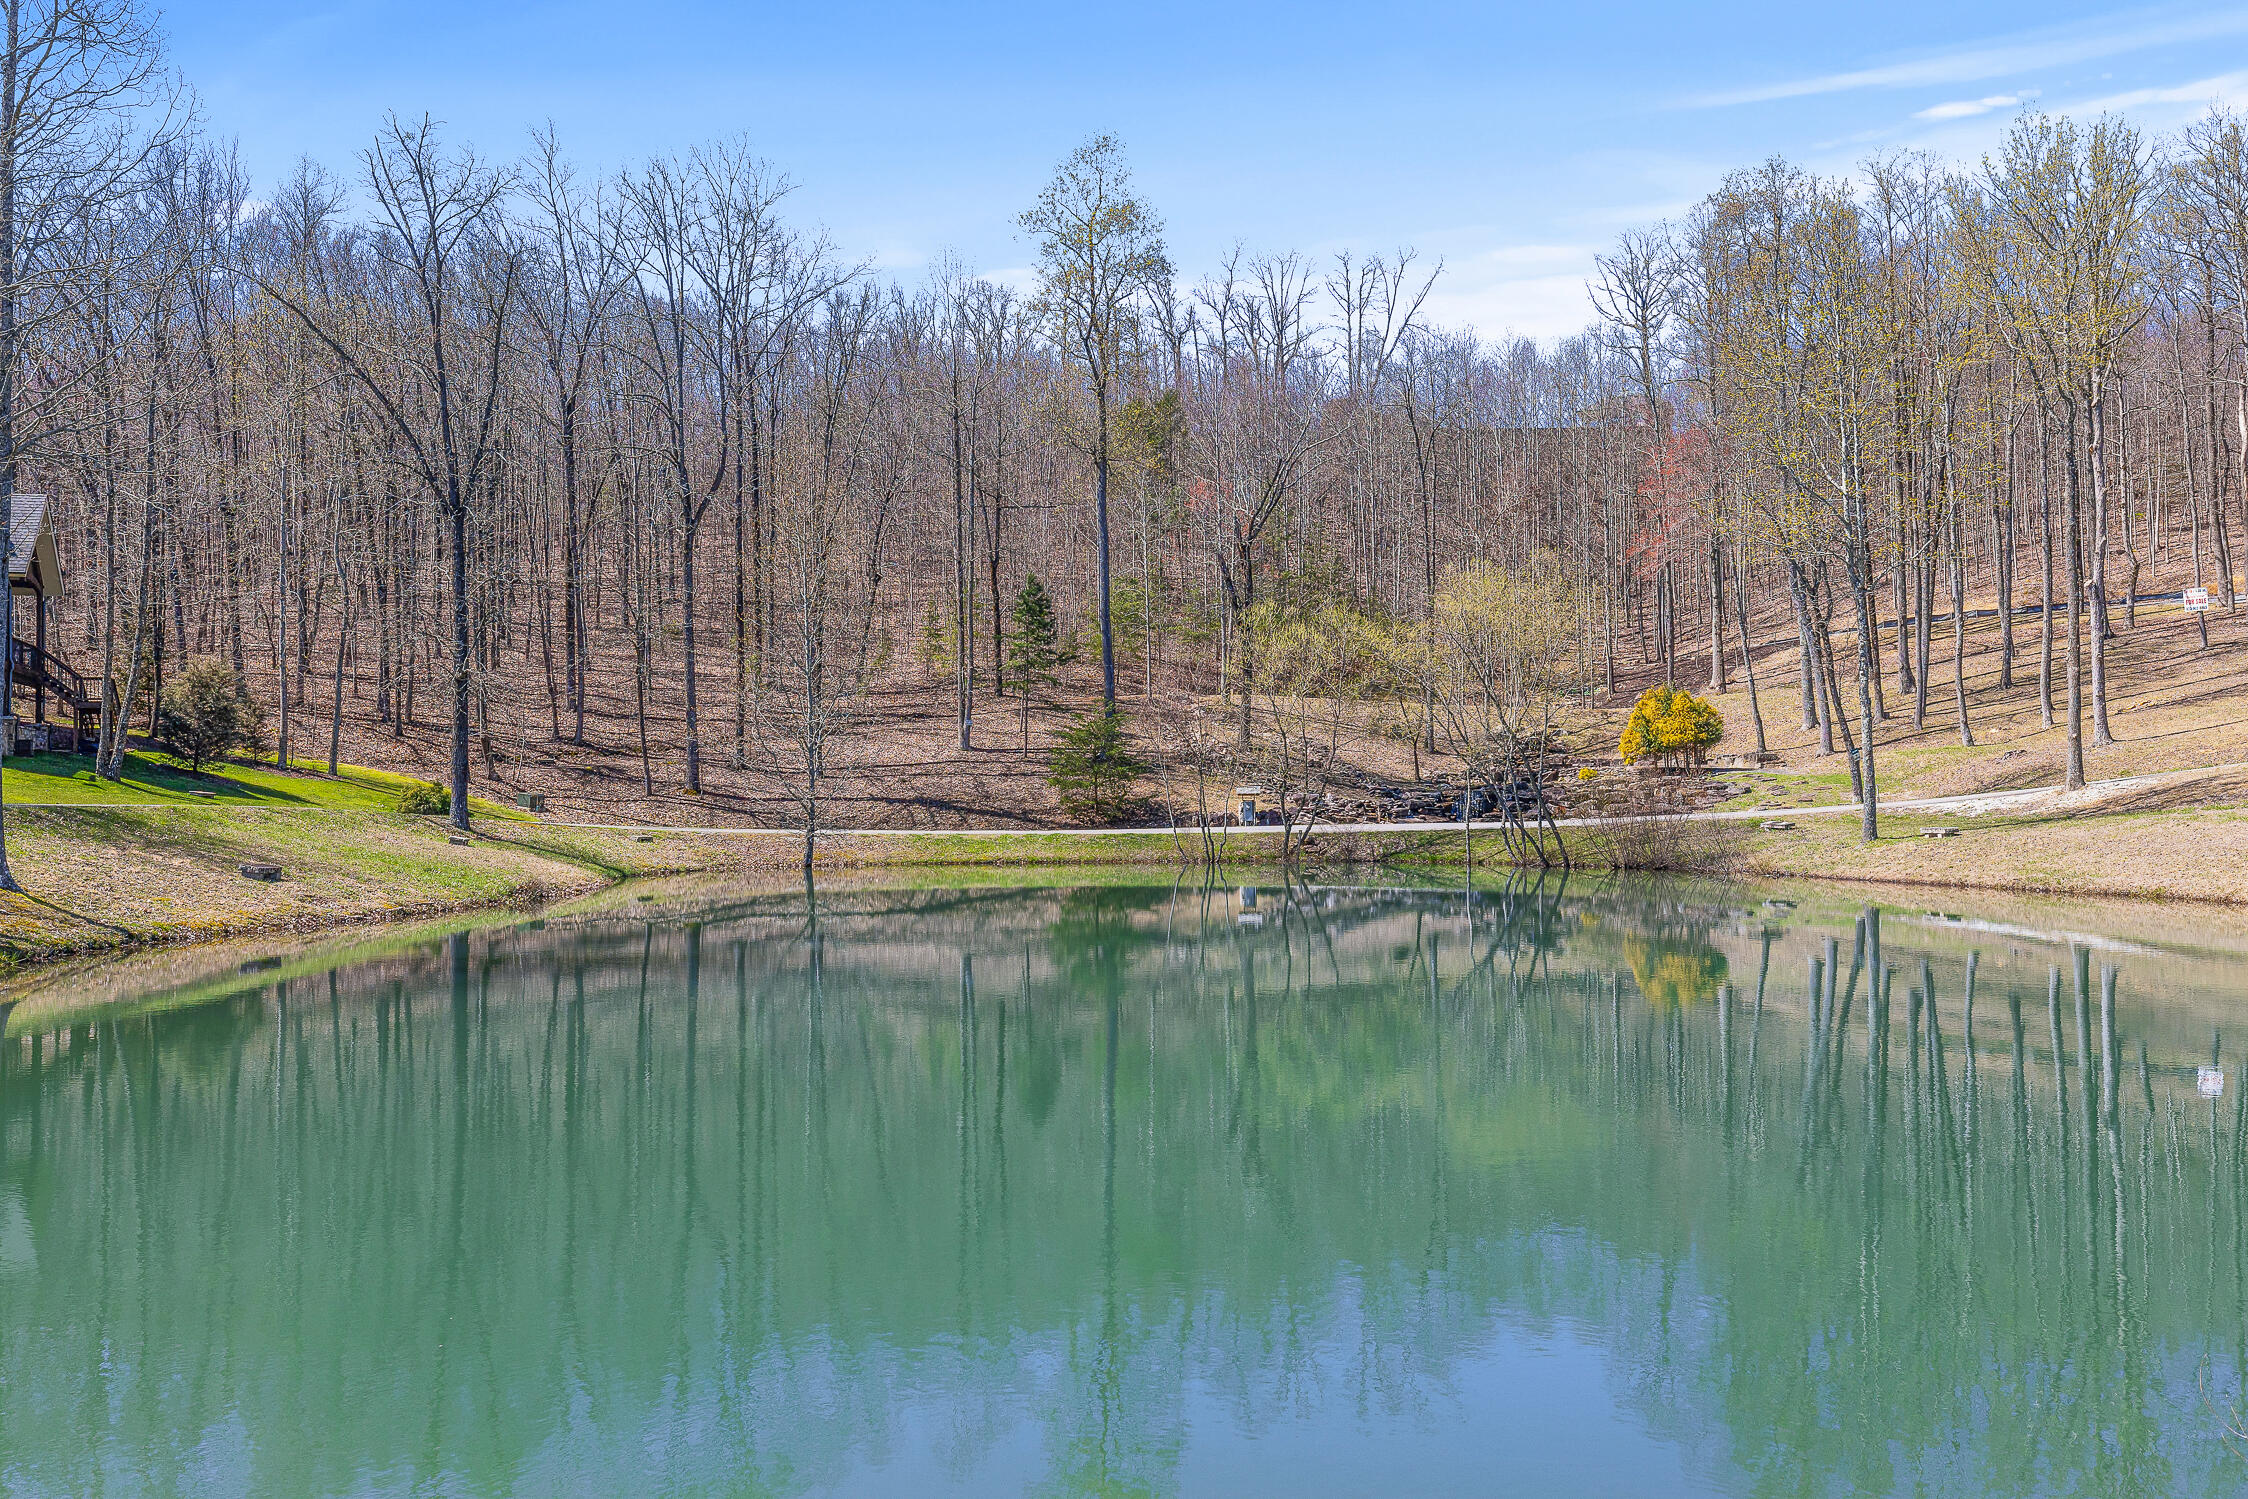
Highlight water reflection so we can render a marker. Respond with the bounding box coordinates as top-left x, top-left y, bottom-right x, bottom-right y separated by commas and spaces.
0, 881, 2244, 1496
